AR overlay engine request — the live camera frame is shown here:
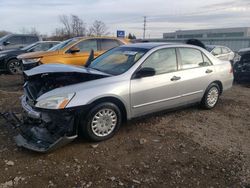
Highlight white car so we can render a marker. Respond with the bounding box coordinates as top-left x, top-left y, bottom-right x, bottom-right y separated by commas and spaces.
206, 45, 235, 62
